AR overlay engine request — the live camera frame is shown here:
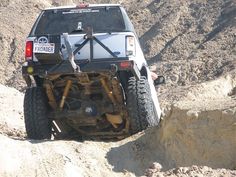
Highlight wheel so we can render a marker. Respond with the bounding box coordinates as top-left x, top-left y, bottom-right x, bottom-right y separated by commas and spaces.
24, 87, 51, 140
127, 76, 159, 134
